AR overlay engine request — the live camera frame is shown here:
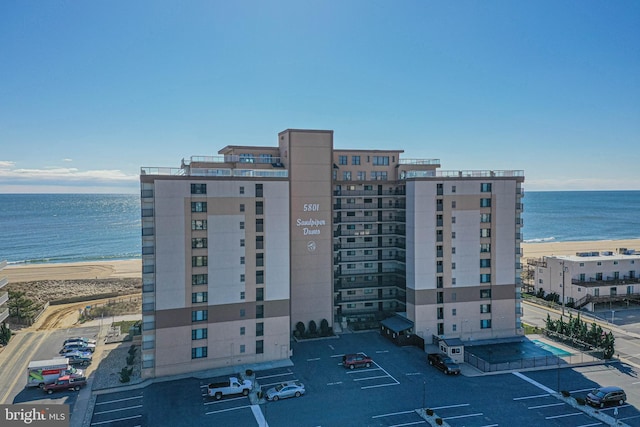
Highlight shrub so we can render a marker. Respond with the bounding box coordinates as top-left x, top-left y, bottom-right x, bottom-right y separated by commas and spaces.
561, 390, 570, 397
245, 369, 253, 377
308, 320, 317, 336
426, 408, 434, 416
319, 319, 330, 336
435, 418, 443, 426
128, 345, 137, 356
126, 354, 135, 365
119, 367, 133, 383
575, 397, 586, 406
295, 321, 305, 337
